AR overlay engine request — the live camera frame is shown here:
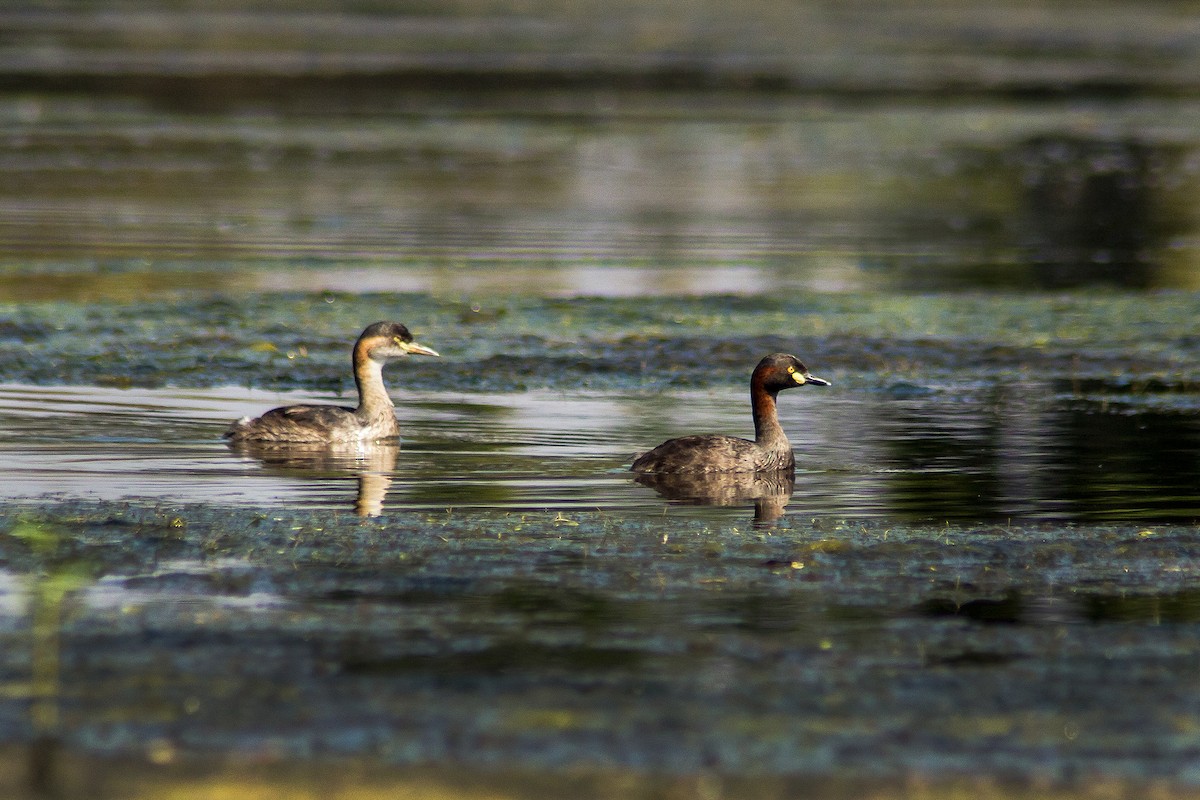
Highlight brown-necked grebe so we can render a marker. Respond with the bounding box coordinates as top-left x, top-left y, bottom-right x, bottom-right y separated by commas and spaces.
224, 321, 438, 445
630, 353, 829, 474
